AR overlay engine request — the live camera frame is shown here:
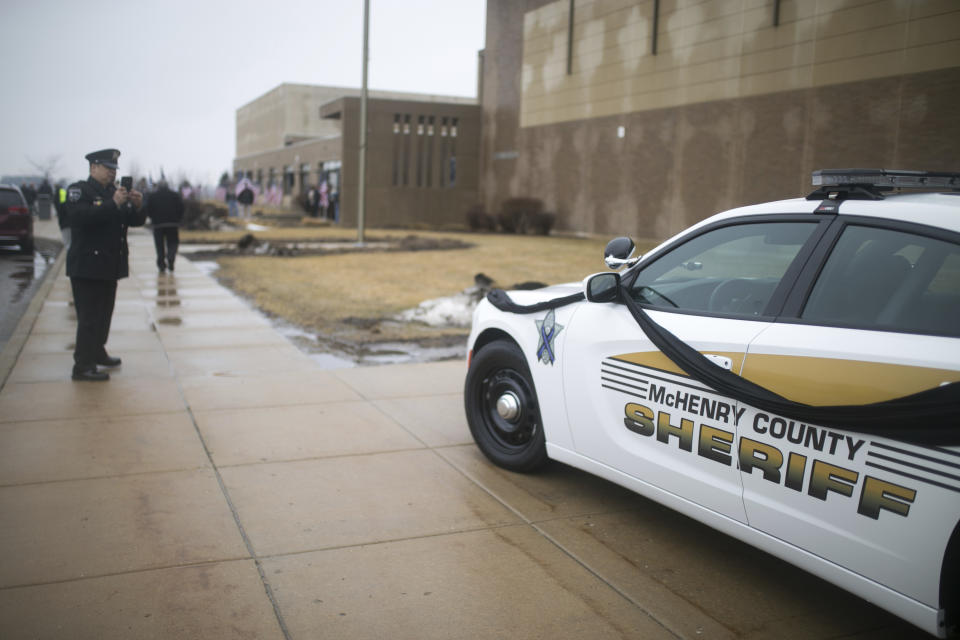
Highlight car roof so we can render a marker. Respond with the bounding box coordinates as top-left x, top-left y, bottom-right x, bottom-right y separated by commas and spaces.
704, 191, 960, 234
634, 191, 960, 269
